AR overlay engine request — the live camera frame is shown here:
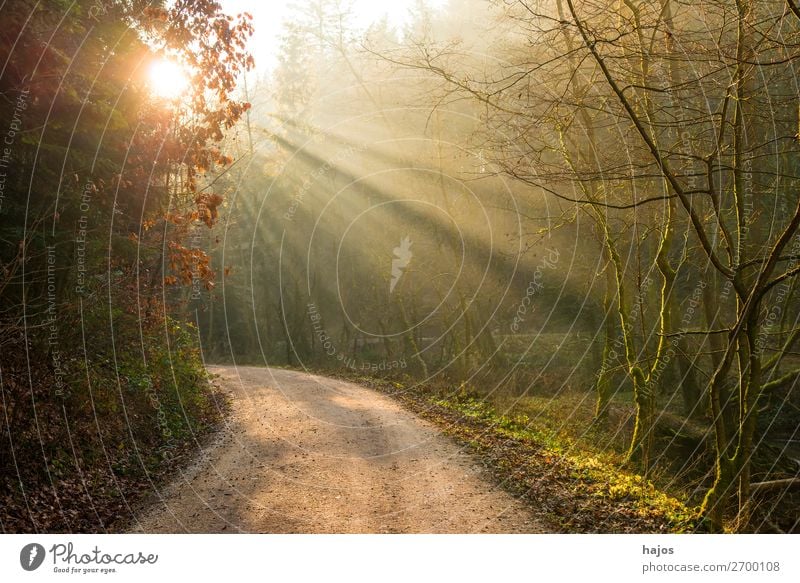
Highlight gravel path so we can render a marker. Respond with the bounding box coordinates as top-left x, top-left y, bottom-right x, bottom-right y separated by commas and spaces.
130, 366, 545, 533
